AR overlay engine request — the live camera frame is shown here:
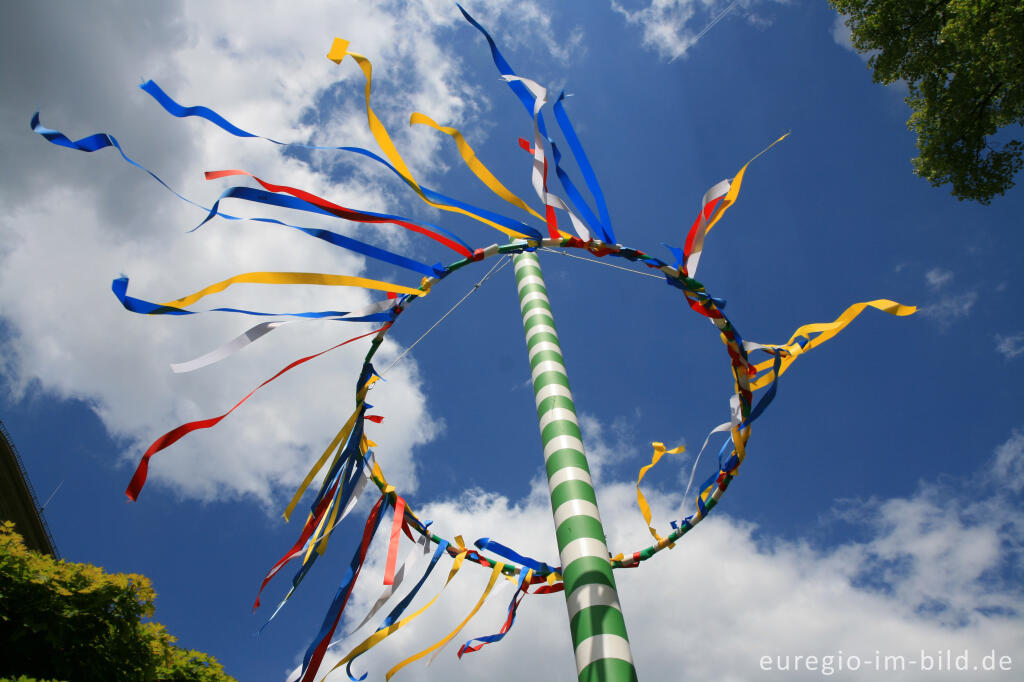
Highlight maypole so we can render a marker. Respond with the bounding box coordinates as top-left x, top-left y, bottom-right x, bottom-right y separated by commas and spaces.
514, 250, 638, 682
31, 8, 919, 680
